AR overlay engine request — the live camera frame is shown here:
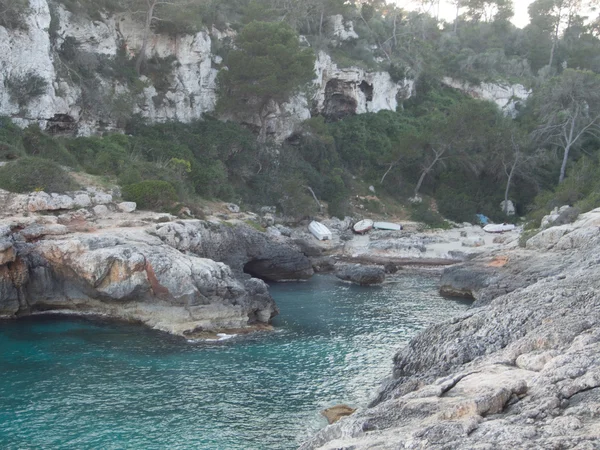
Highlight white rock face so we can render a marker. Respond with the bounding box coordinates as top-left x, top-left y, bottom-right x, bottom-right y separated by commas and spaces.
313, 52, 414, 119
28, 192, 75, 212
92, 205, 109, 217
442, 77, 531, 117
500, 200, 515, 216
73, 194, 92, 208
0, 5, 410, 140
117, 202, 137, 213
328, 15, 359, 41
91, 192, 113, 205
